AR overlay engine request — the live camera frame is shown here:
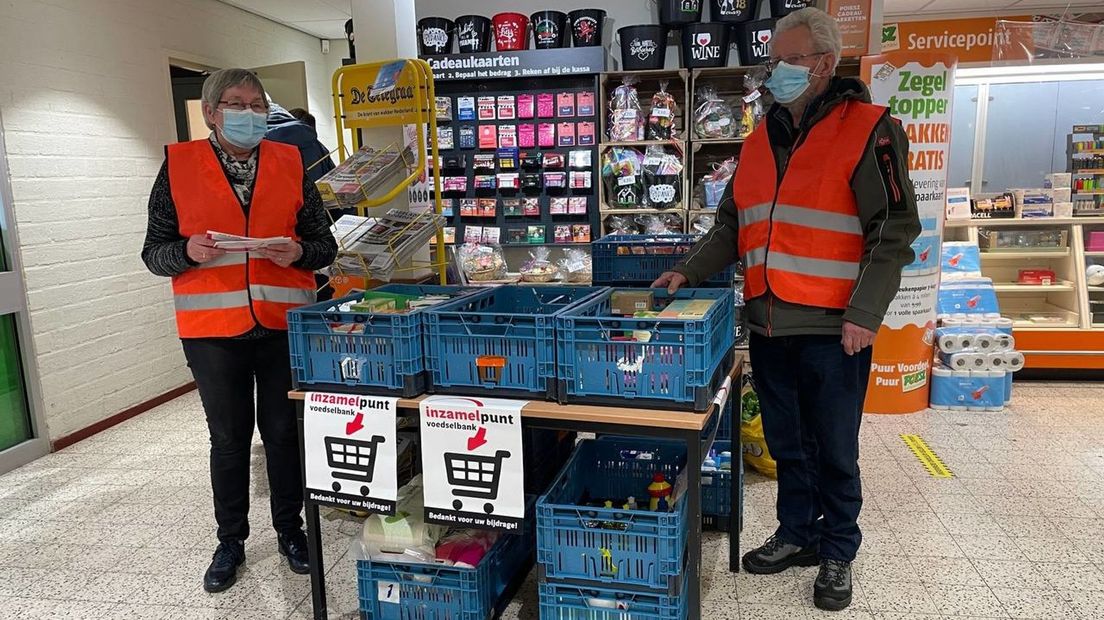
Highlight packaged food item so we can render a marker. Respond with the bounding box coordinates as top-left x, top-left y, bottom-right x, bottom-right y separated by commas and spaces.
697, 157, 737, 210
568, 196, 588, 214
557, 122, 576, 147
478, 198, 496, 217
693, 85, 736, 139
497, 95, 516, 120
521, 246, 557, 282
458, 242, 506, 281
554, 224, 572, 243
558, 247, 592, 282
457, 96, 476, 121
537, 93, 555, 117
517, 93, 536, 119
608, 76, 644, 142
601, 146, 645, 208
569, 150, 592, 169
527, 225, 546, 244
572, 224, 591, 243
577, 91, 596, 117
570, 170, 591, 189
549, 197, 568, 214
557, 92, 576, 117
435, 96, 452, 121
604, 214, 642, 235
742, 72, 766, 136
647, 81, 679, 140
542, 153, 565, 169
477, 95, 496, 120
690, 213, 716, 234
459, 198, 477, 217
642, 145, 683, 209
522, 197, 541, 216
611, 290, 654, 316
502, 198, 522, 217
